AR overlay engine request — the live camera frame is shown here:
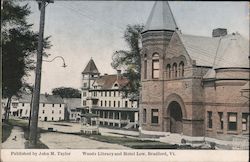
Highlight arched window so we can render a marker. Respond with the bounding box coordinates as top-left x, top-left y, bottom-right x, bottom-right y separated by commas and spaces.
179, 61, 184, 77
173, 63, 177, 78
144, 54, 147, 79
152, 53, 159, 79
166, 64, 171, 79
